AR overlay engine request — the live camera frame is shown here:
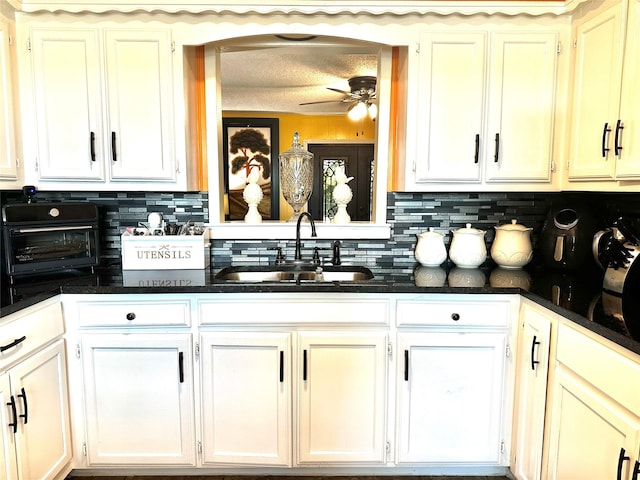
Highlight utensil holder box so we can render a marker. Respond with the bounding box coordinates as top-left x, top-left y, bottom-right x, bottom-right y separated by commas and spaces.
121, 231, 211, 270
